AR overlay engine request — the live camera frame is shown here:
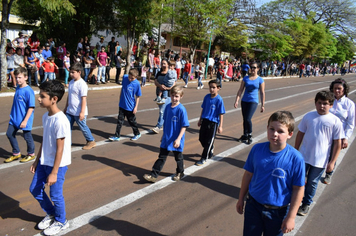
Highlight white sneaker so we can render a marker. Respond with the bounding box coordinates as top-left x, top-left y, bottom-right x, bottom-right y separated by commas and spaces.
37, 214, 54, 230
151, 127, 160, 134
43, 220, 69, 236
197, 86, 200, 90
183, 85, 187, 88
201, 84, 204, 89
